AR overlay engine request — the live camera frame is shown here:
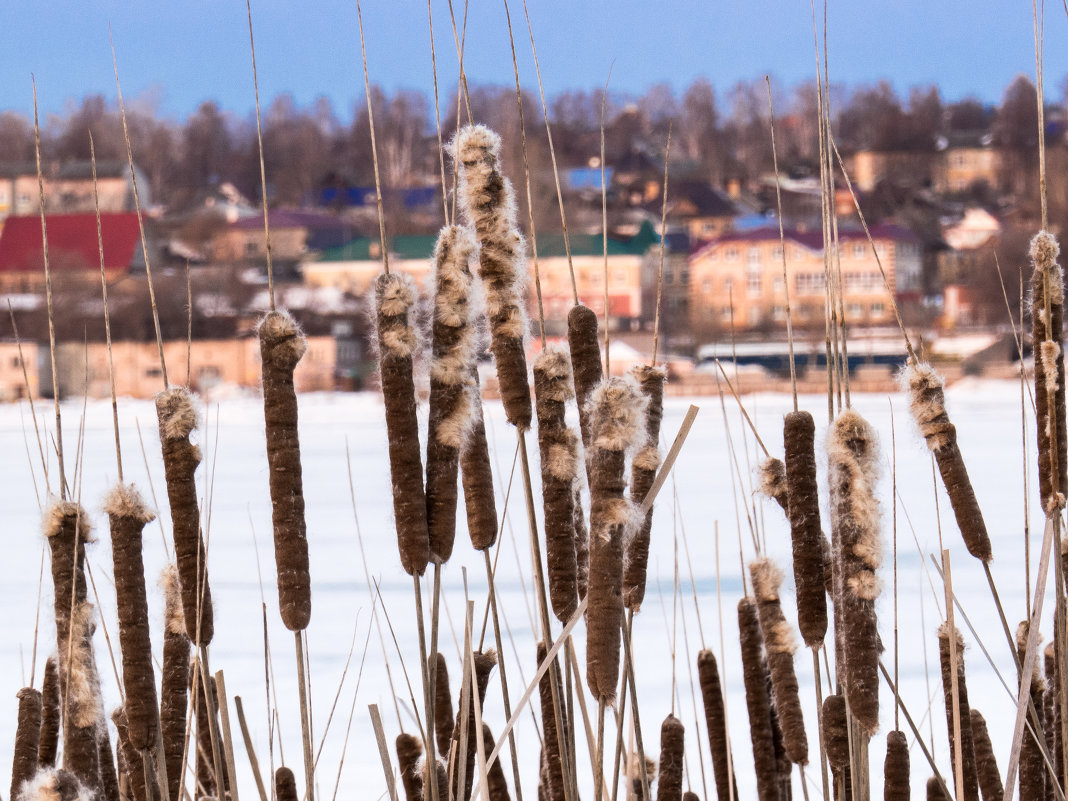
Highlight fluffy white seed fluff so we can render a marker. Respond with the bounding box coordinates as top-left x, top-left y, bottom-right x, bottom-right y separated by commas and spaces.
758, 457, 788, 501
102, 483, 155, 525
588, 376, 648, 453
902, 361, 953, 452
155, 386, 199, 441
749, 557, 784, 603
42, 500, 93, 543
160, 564, 187, 637
258, 309, 308, 363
